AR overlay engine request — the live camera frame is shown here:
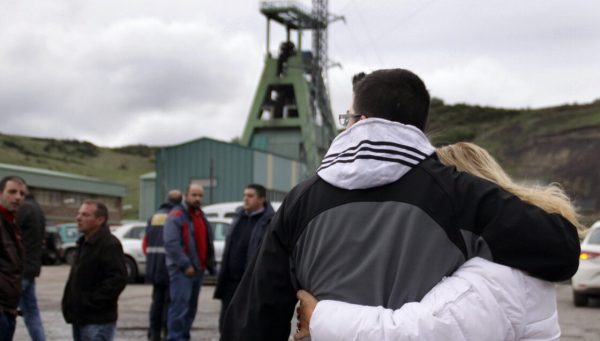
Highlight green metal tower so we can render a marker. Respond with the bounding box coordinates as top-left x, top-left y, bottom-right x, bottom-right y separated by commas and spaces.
241, 1, 338, 173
